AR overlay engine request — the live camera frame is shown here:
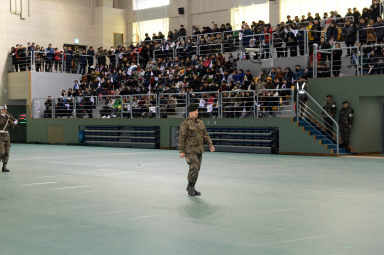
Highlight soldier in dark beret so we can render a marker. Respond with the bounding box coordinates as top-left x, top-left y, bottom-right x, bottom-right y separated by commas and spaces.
338, 101, 354, 148
178, 105, 215, 196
